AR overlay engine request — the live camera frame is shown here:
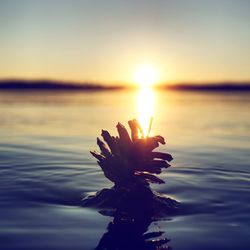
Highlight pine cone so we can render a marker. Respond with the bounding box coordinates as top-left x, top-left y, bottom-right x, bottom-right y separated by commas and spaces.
90, 119, 173, 187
